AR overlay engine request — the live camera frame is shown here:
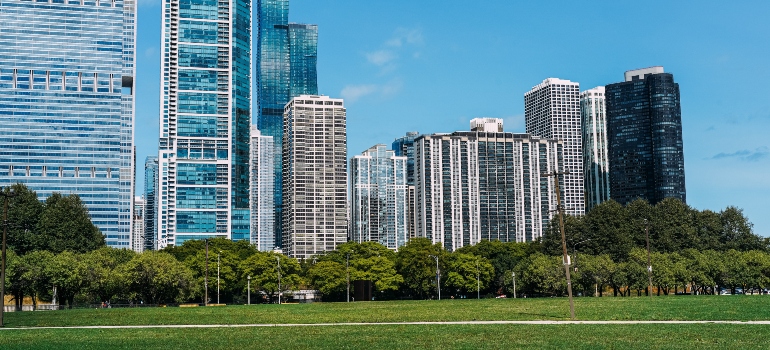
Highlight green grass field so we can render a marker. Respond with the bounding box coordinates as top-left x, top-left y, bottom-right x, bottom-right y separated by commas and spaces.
3, 296, 770, 349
